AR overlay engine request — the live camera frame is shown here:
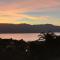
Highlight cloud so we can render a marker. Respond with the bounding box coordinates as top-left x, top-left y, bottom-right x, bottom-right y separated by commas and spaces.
16, 0, 60, 11
0, 0, 31, 3
15, 16, 60, 25
0, 0, 60, 25
0, 0, 60, 12
19, 10, 60, 18
32, 0, 60, 10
